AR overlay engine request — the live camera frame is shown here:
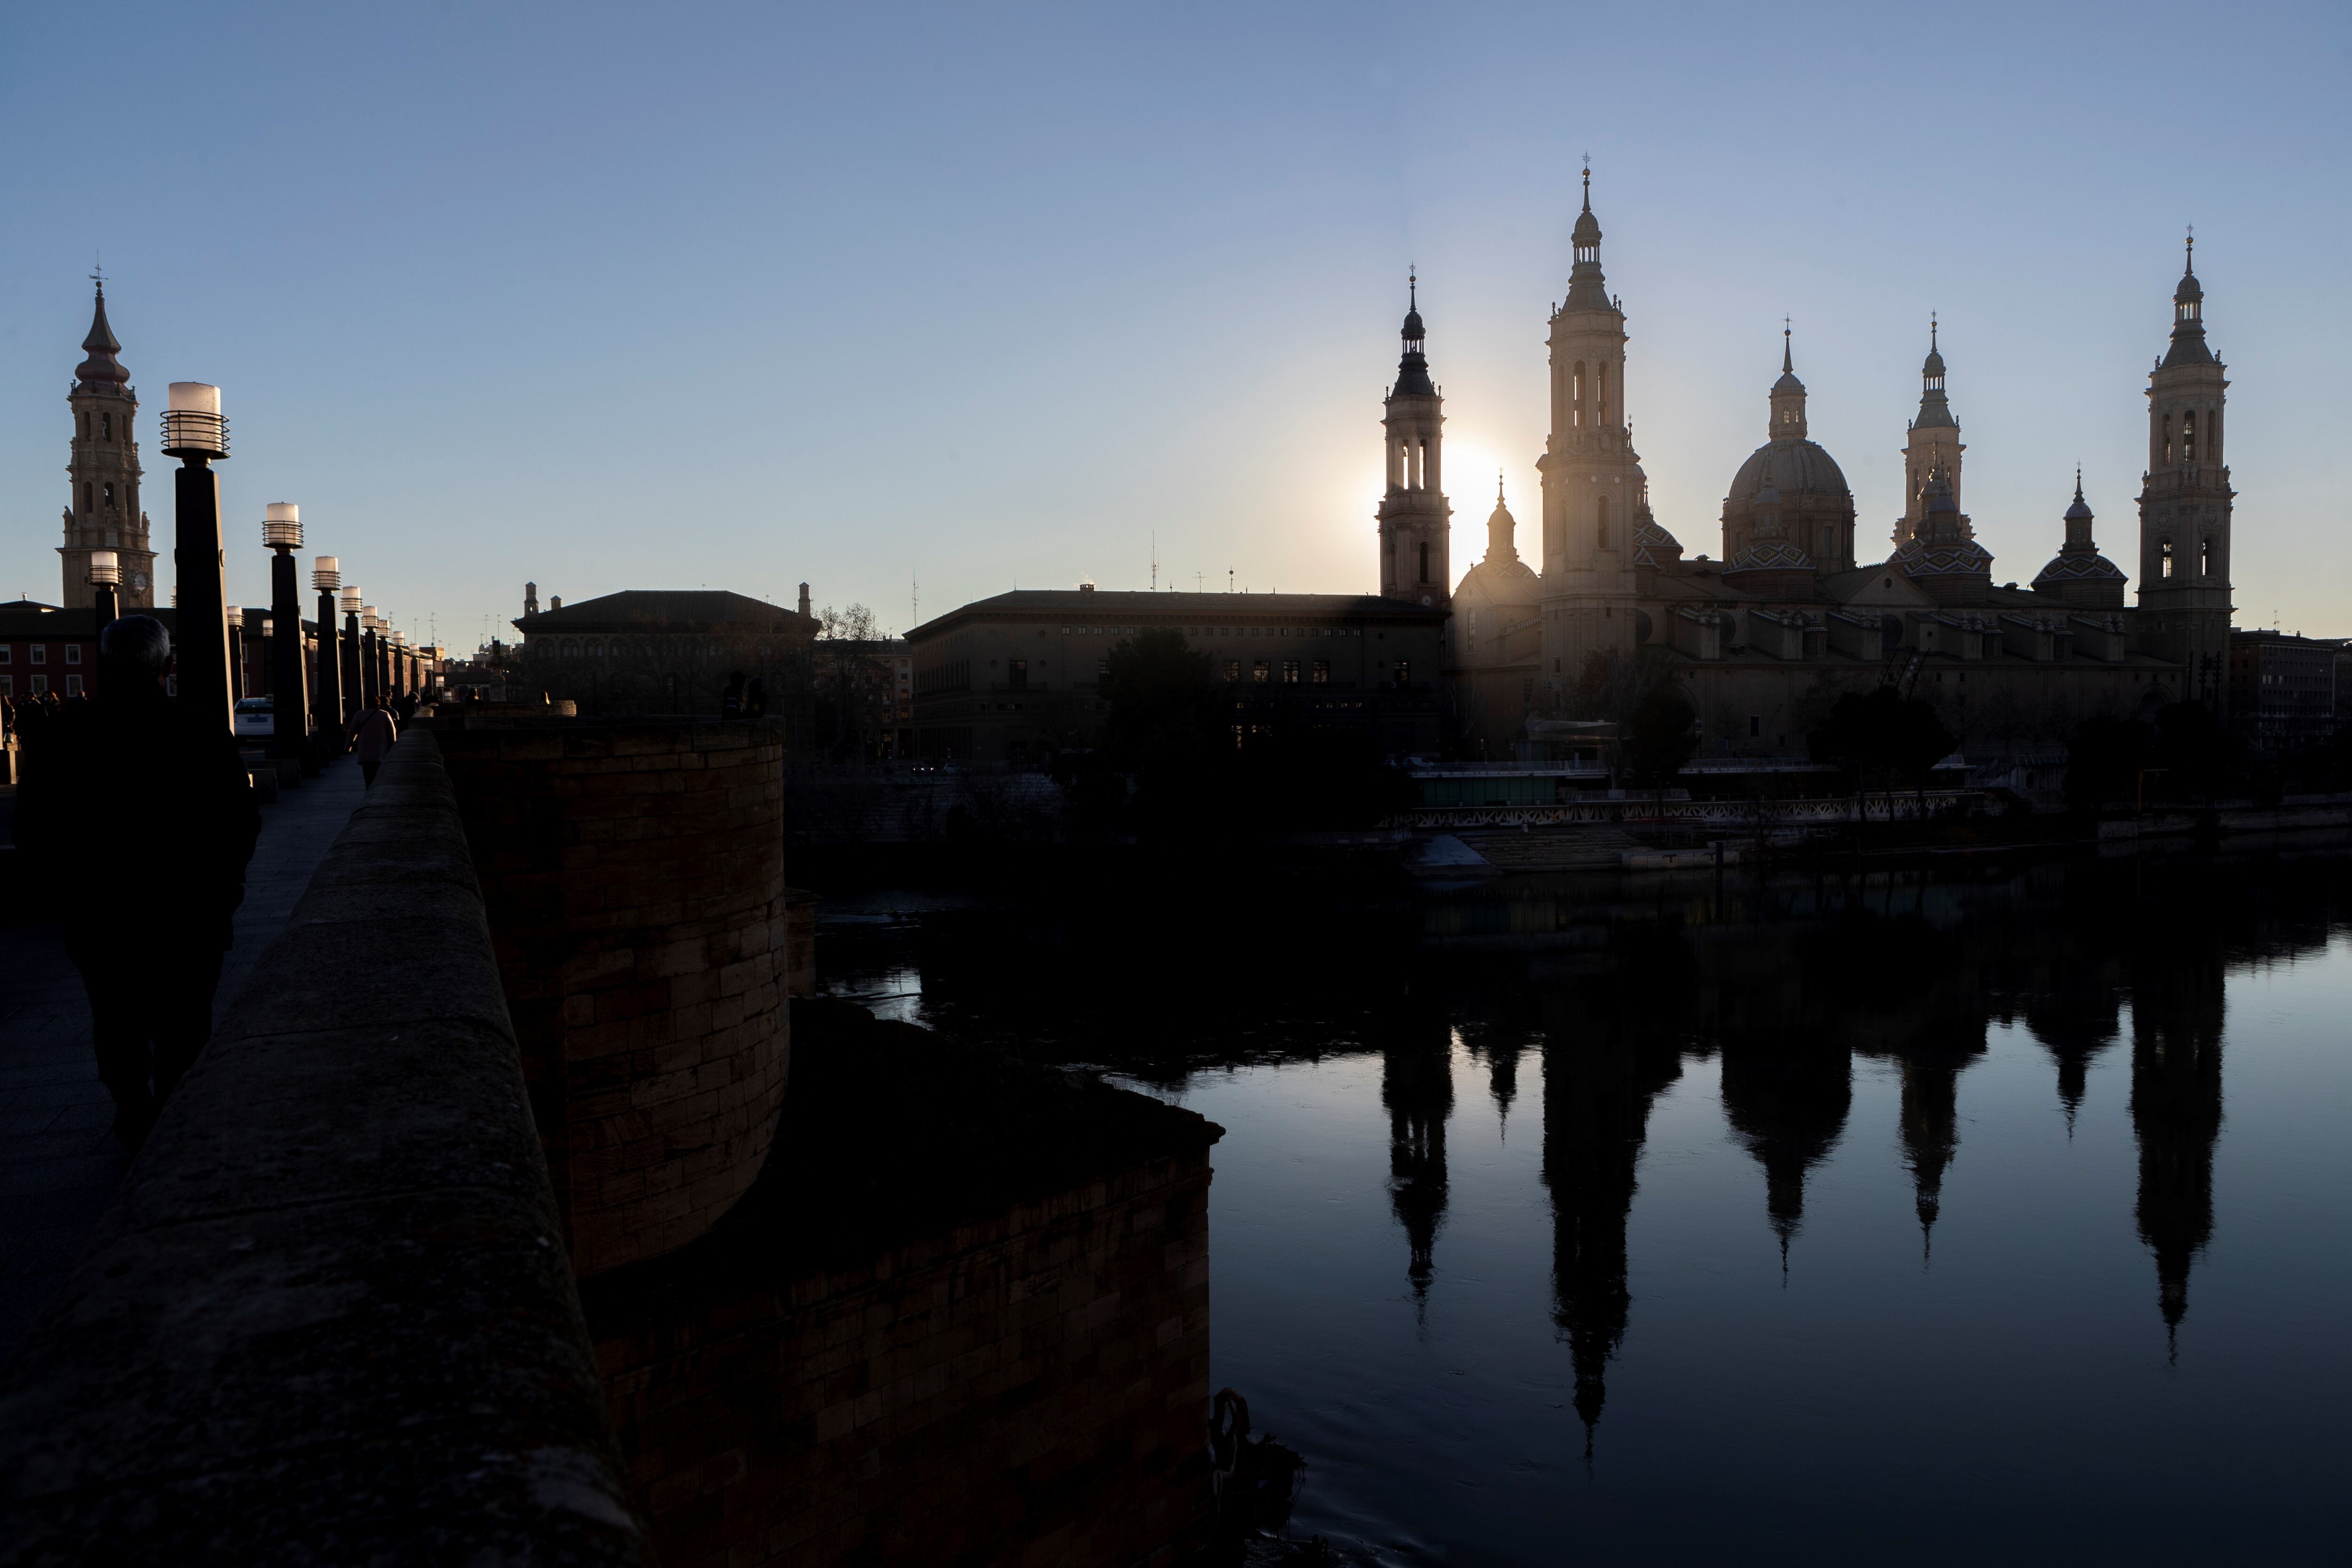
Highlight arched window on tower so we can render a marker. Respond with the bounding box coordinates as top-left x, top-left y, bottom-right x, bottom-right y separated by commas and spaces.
1573, 362, 1585, 427
1595, 493, 1610, 549
2182, 409, 2197, 463
2200, 537, 2214, 577
103, 483, 114, 509
101, 412, 112, 441
1418, 541, 1430, 584
79, 413, 88, 439
2160, 539, 2175, 579
1596, 363, 1608, 426
82, 482, 92, 514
